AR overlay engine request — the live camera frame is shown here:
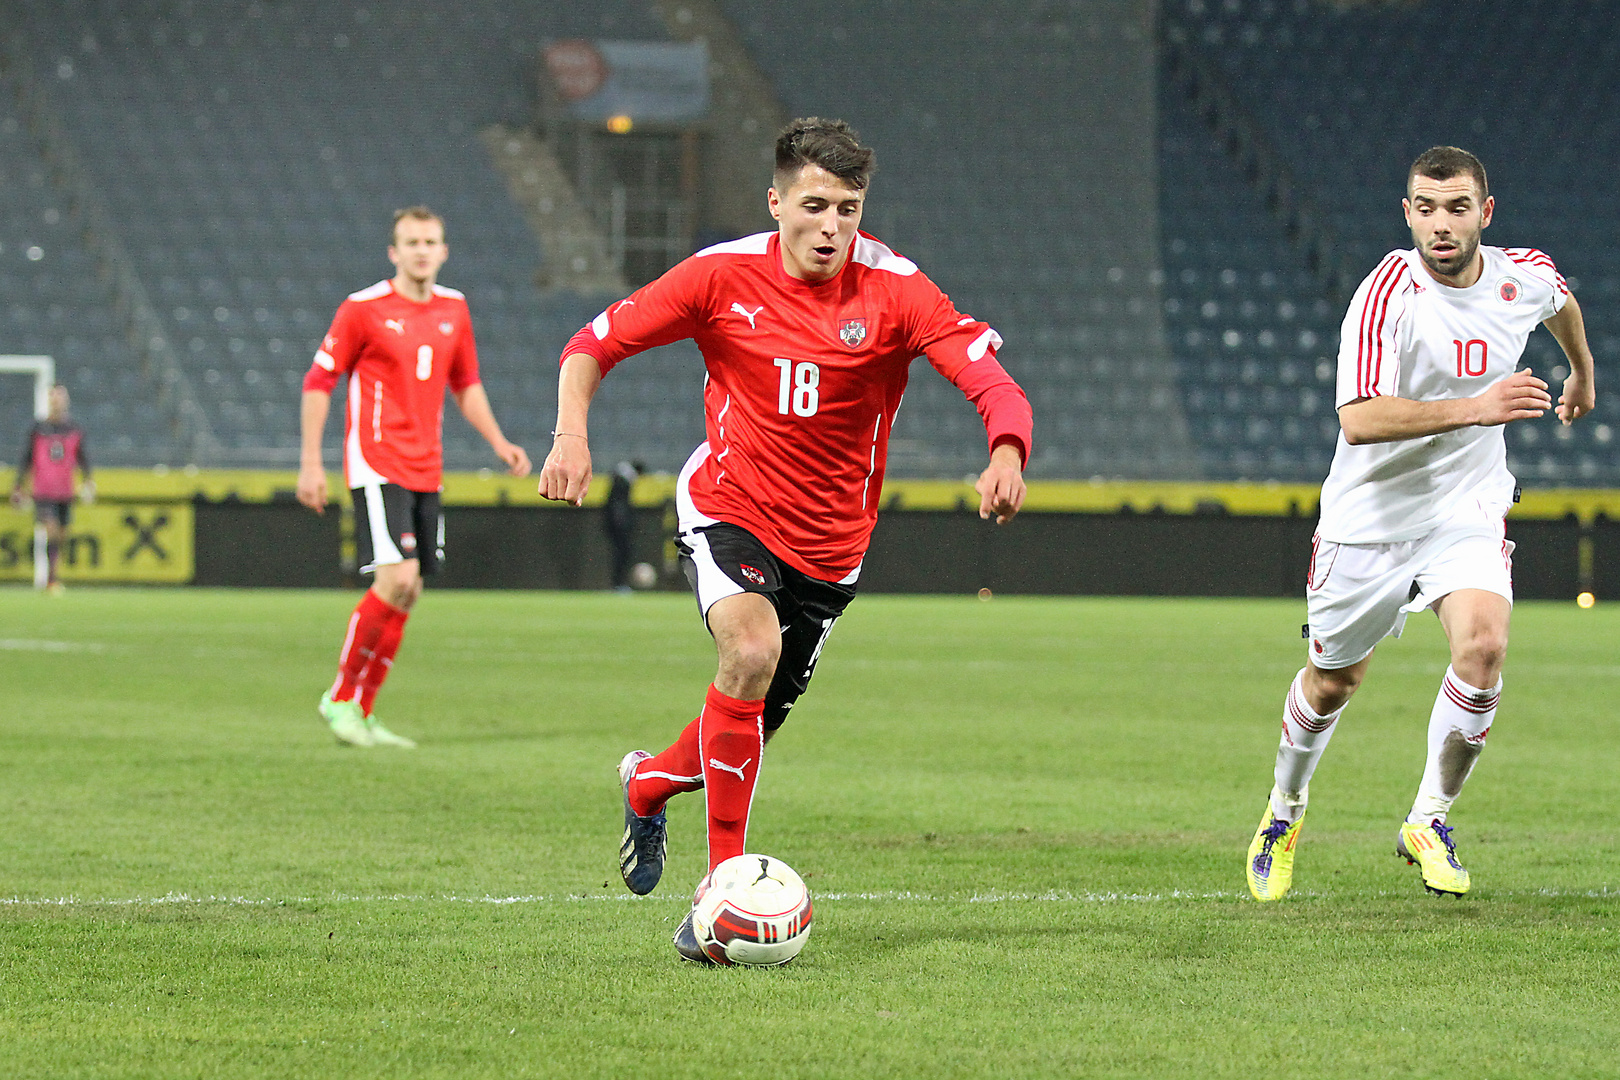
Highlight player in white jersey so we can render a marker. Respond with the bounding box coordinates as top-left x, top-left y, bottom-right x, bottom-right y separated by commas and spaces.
1246, 146, 1596, 900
